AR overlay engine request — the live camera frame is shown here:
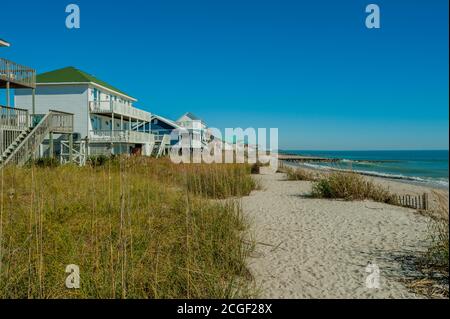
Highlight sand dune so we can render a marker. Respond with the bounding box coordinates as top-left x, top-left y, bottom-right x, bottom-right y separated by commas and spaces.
243, 167, 433, 299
